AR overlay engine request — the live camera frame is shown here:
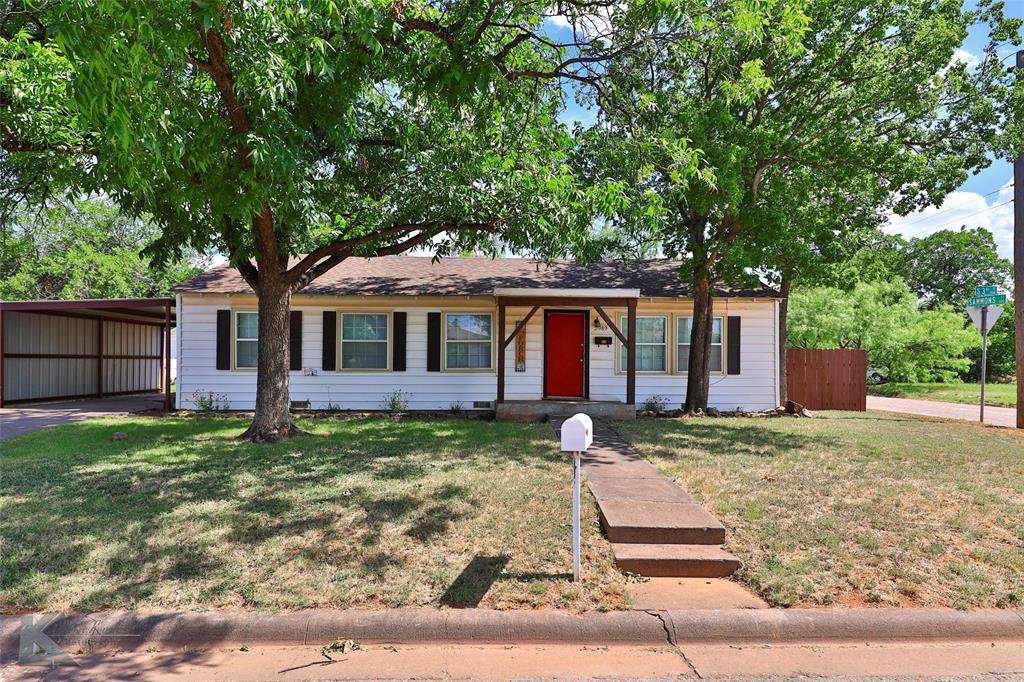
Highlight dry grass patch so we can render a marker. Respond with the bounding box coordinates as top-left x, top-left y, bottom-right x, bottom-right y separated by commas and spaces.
0, 417, 627, 612
614, 412, 1024, 609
